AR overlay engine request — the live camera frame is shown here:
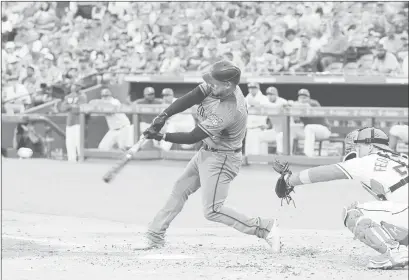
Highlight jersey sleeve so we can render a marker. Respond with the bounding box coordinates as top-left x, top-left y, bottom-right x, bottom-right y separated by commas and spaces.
198, 103, 234, 137
335, 157, 368, 180
198, 82, 212, 97
289, 163, 351, 186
